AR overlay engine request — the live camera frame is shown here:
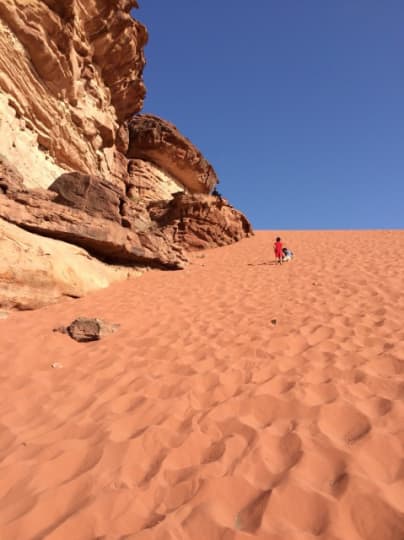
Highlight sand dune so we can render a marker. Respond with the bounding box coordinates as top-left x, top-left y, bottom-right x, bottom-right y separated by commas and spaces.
0, 231, 403, 540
